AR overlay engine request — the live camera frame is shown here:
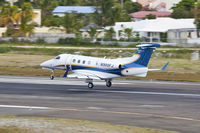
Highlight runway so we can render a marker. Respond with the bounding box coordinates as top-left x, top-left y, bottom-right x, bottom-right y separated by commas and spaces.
0, 75, 200, 133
